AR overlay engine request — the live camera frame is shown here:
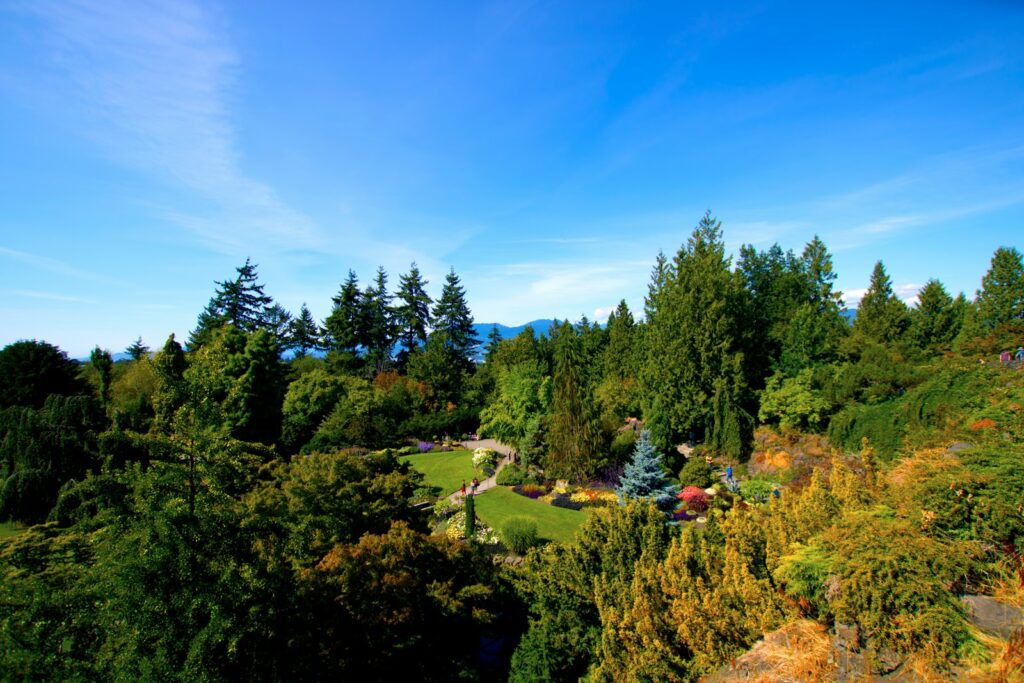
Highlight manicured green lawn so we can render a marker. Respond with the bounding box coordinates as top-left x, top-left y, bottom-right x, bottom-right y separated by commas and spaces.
0, 521, 26, 542
474, 486, 593, 545
400, 449, 477, 496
